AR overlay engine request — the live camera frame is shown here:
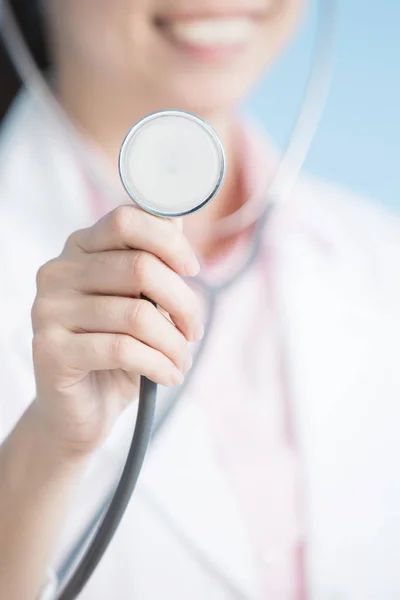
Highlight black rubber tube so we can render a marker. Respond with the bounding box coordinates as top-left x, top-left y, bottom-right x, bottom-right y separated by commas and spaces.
57, 374, 157, 599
